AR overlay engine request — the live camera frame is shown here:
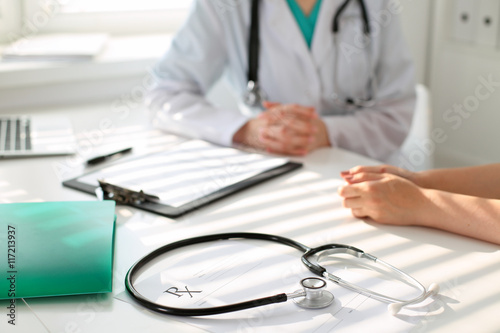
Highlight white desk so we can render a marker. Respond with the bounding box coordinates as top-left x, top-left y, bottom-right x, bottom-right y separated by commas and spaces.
1, 103, 499, 333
